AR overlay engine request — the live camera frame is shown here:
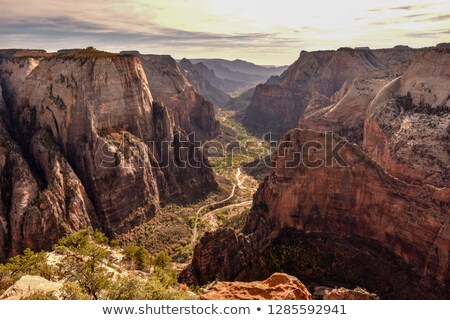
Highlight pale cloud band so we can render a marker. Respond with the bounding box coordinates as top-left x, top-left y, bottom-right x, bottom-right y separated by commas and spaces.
0, 0, 449, 65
